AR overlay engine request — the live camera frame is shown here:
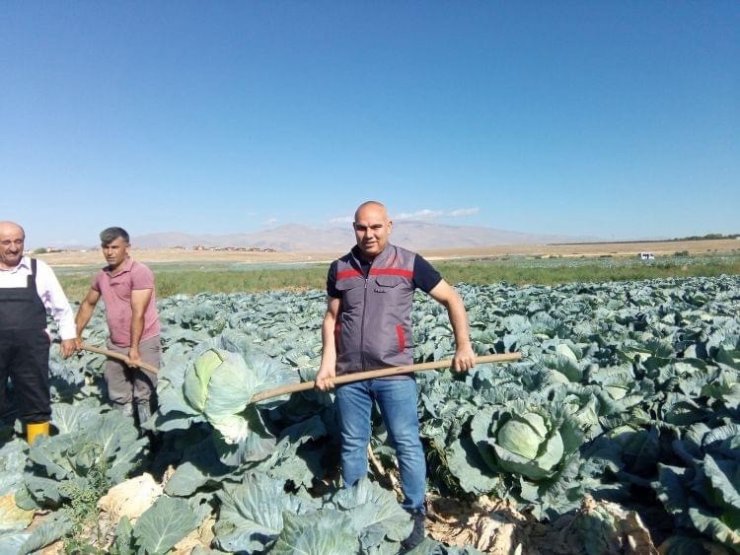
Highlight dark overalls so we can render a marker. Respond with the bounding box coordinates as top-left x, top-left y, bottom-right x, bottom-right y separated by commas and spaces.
0, 259, 52, 424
